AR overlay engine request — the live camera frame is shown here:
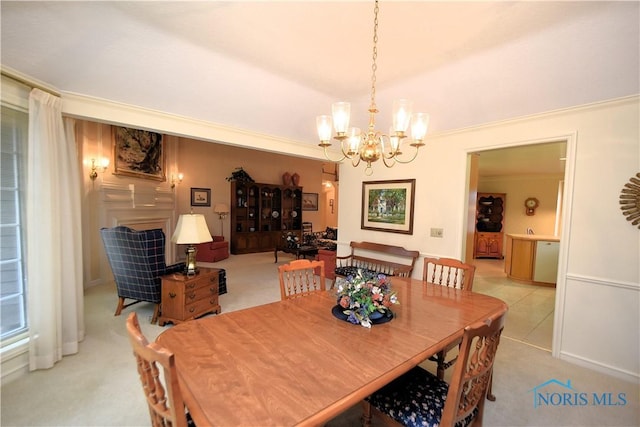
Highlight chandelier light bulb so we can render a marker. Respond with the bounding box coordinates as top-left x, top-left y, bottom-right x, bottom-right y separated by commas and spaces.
392, 99, 413, 135
348, 127, 361, 153
316, 115, 333, 143
389, 128, 400, 152
331, 102, 351, 135
410, 113, 430, 143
